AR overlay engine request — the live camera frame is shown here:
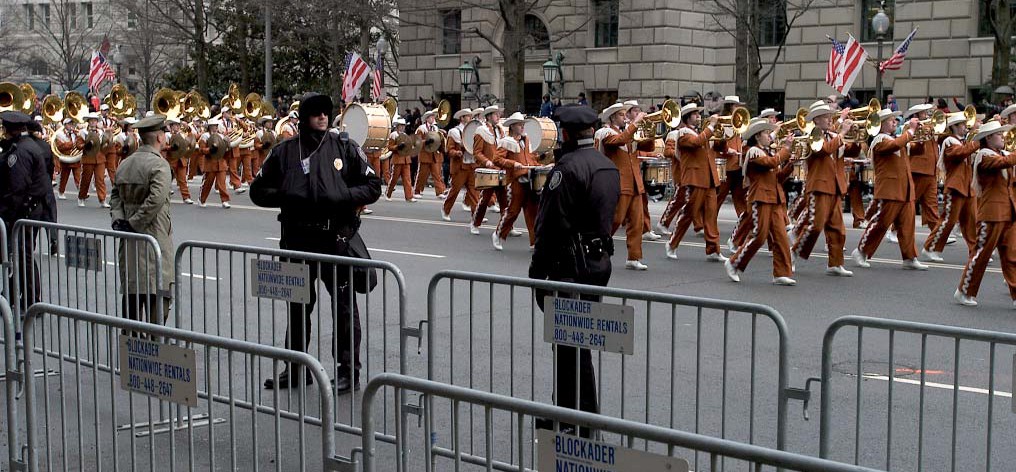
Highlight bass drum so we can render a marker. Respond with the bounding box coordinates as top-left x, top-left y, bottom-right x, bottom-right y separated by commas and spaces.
340, 103, 391, 150
523, 117, 557, 156
462, 119, 482, 151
